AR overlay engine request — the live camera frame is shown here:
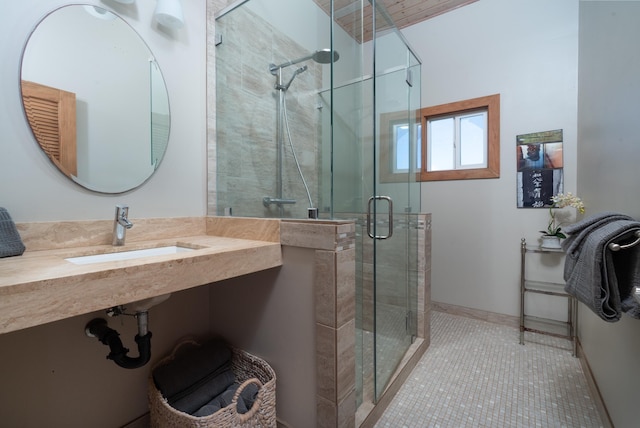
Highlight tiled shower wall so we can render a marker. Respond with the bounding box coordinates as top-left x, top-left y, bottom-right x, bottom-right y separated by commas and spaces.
211, 4, 324, 218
